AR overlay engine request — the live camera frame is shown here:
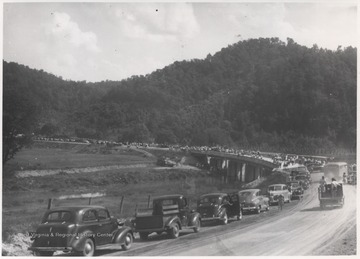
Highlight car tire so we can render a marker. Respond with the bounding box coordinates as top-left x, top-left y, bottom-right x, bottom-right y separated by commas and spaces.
221, 212, 228, 225
139, 232, 149, 240
121, 232, 133, 251
34, 251, 54, 256
168, 223, 180, 239
82, 238, 95, 257
193, 218, 201, 233
265, 204, 270, 211
256, 206, 261, 214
